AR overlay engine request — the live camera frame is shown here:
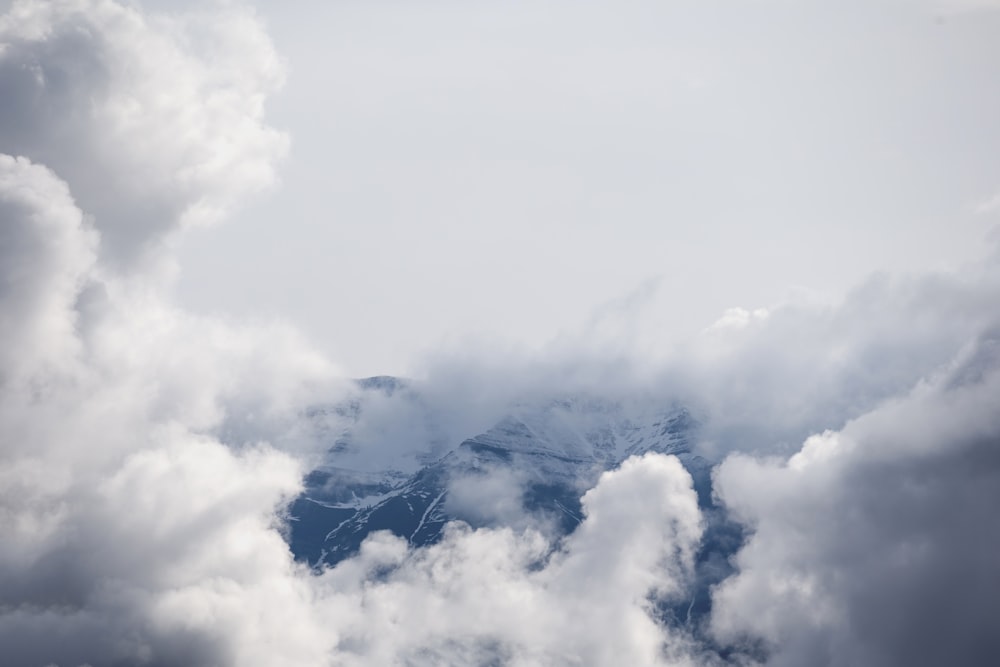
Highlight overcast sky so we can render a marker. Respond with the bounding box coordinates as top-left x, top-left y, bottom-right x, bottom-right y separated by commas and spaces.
3, 1, 1000, 665
166, 0, 1000, 376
